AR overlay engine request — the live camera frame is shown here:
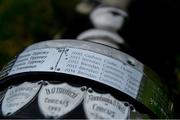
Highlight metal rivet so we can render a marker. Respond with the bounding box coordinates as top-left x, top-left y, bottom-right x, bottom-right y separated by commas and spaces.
127, 59, 136, 66
124, 102, 129, 107
43, 82, 48, 86
130, 105, 135, 111
80, 86, 86, 91
88, 88, 93, 93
